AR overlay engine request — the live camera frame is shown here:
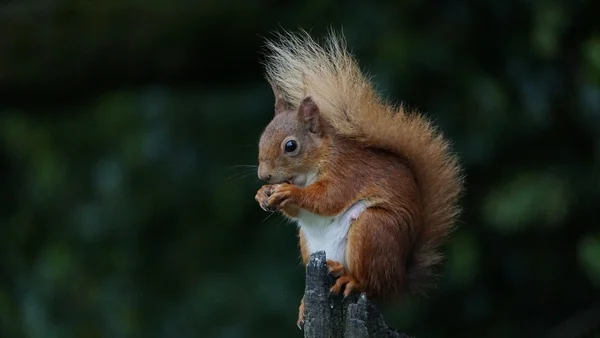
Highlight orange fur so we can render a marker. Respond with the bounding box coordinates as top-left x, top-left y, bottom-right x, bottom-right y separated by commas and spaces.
255, 29, 464, 324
